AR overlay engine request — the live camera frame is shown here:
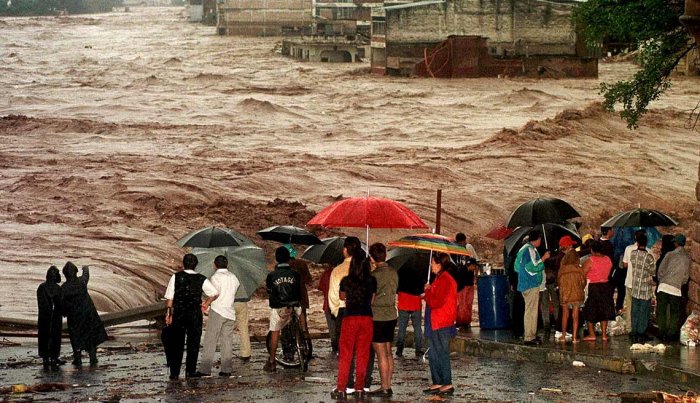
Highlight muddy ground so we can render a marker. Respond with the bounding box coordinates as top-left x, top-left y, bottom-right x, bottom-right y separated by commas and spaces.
0, 332, 694, 402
